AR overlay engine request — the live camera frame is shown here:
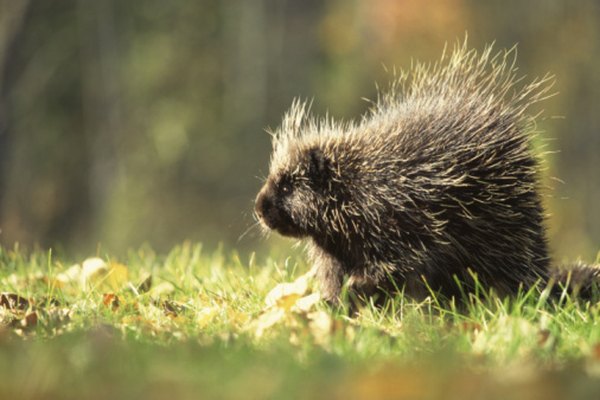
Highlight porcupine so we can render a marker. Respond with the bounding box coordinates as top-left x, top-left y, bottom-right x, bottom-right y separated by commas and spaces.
254, 42, 599, 303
